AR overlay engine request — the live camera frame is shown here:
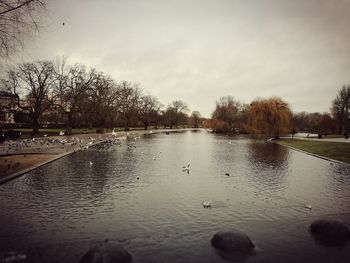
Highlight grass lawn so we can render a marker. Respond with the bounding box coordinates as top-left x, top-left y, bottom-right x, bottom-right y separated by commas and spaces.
321, 134, 343, 138
277, 139, 350, 164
